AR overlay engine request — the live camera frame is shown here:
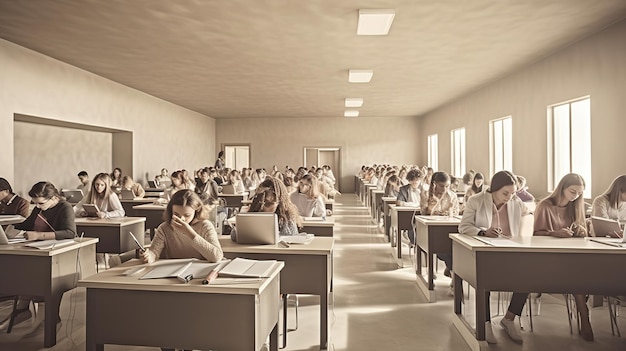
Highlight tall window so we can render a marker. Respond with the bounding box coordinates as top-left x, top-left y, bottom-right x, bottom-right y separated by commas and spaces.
427, 134, 438, 171
490, 116, 512, 177
548, 97, 591, 197
450, 128, 466, 177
